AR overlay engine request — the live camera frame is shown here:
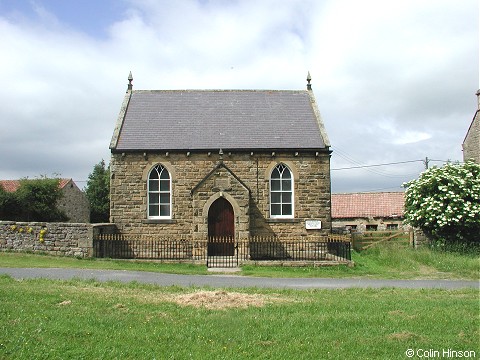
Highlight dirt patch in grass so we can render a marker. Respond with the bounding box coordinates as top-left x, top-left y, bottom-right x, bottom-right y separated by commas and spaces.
173, 290, 278, 310
69, 284, 292, 310
388, 310, 417, 320
387, 331, 417, 341
414, 265, 452, 279
57, 300, 72, 306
